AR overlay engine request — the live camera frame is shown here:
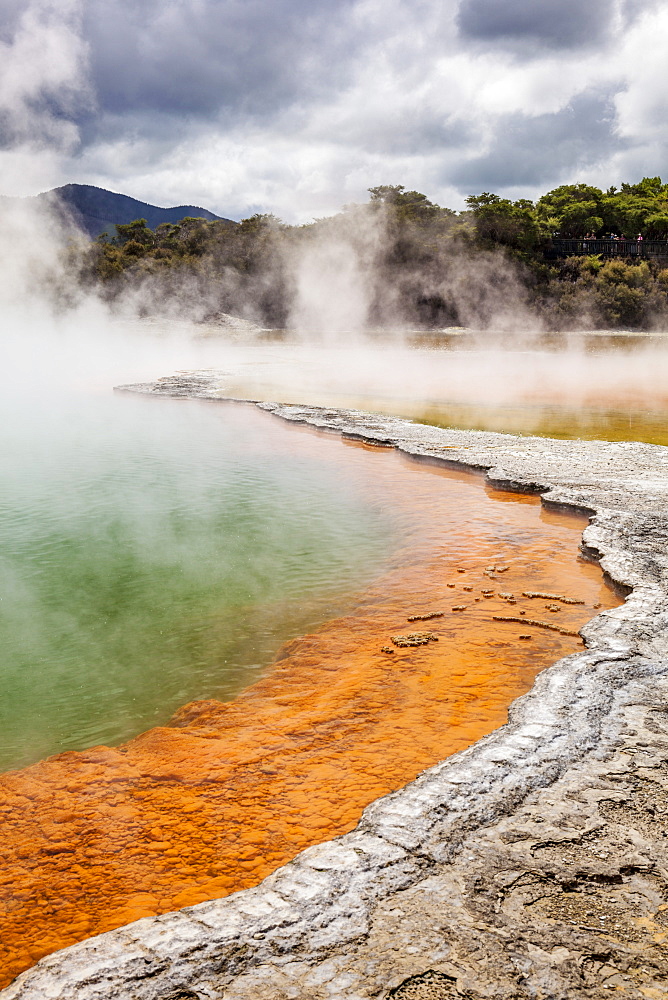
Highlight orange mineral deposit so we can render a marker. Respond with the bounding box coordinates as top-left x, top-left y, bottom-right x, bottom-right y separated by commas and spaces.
0, 426, 621, 987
